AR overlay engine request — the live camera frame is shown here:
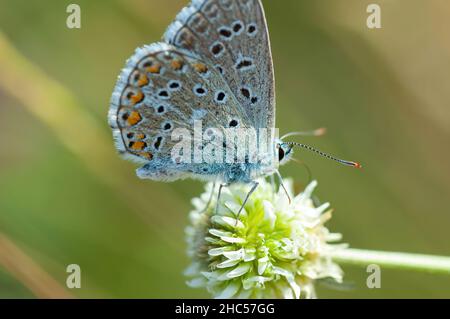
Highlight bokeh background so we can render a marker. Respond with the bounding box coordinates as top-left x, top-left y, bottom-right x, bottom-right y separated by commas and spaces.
1, 0, 449, 298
